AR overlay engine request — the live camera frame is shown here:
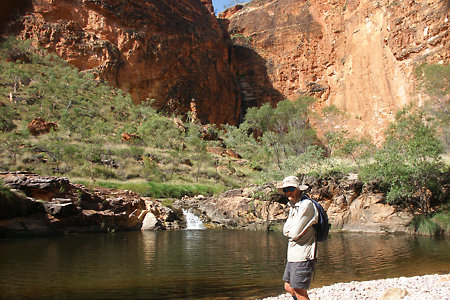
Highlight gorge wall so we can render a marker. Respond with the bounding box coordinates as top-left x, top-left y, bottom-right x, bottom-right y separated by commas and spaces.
2, 0, 448, 140
222, 0, 449, 143
3, 0, 241, 125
